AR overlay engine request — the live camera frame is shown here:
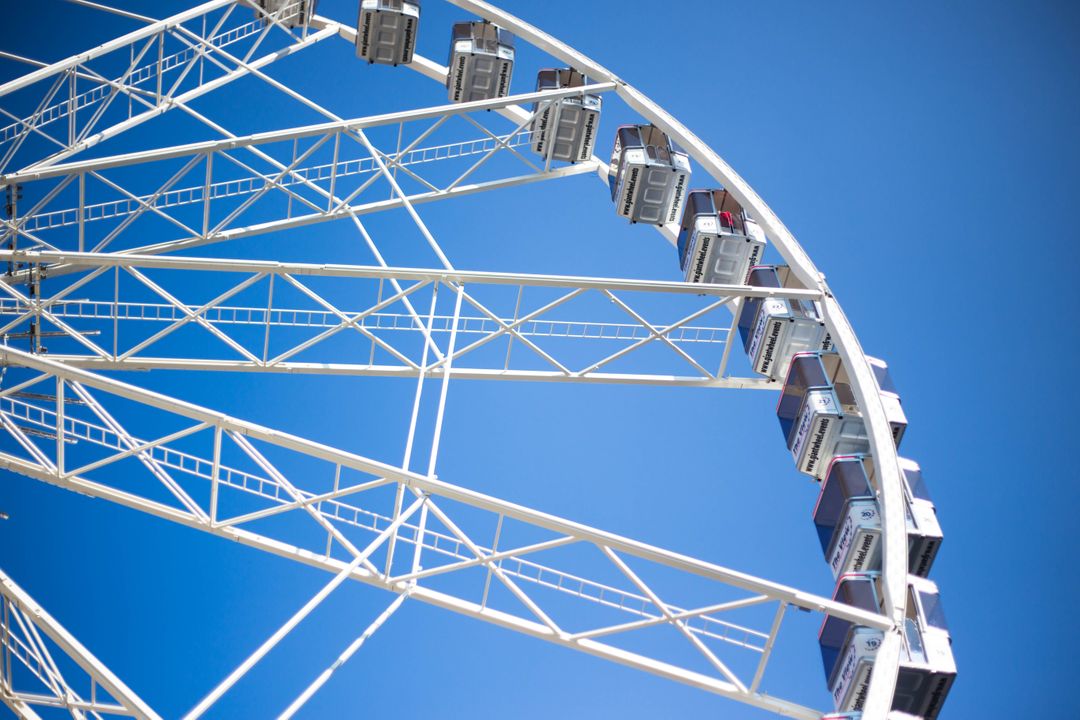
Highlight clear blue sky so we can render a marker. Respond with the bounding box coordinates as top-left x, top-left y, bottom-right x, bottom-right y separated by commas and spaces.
1, 1, 1078, 718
